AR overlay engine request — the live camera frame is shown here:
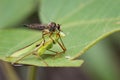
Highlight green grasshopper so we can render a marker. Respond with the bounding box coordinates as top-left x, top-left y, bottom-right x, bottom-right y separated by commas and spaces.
7, 22, 66, 66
